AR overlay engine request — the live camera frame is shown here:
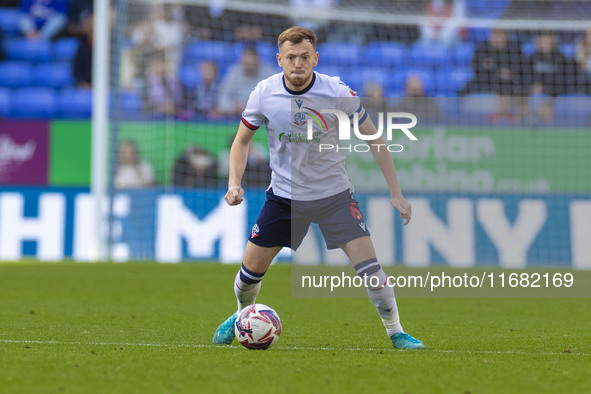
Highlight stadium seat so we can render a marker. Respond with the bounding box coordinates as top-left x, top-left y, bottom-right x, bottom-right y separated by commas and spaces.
559, 43, 577, 59
58, 88, 92, 118
3, 38, 52, 62
233, 41, 276, 65
434, 67, 474, 95
13, 87, 58, 118
34, 62, 74, 88
364, 42, 406, 68
521, 42, 536, 56
0, 61, 34, 88
391, 68, 434, 95
466, 0, 509, 18
468, 28, 490, 43
183, 40, 231, 67
53, 38, 80, 61
178, 65, 202, 89
408, 42, 452, 67
317, 42, 361, 66
0, 8, 21, 35
0, 87, 11, 116
314, 65, 342, 77
115, 91, 143, 117
453, 42, 475, 65
358, 66, 390, 91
